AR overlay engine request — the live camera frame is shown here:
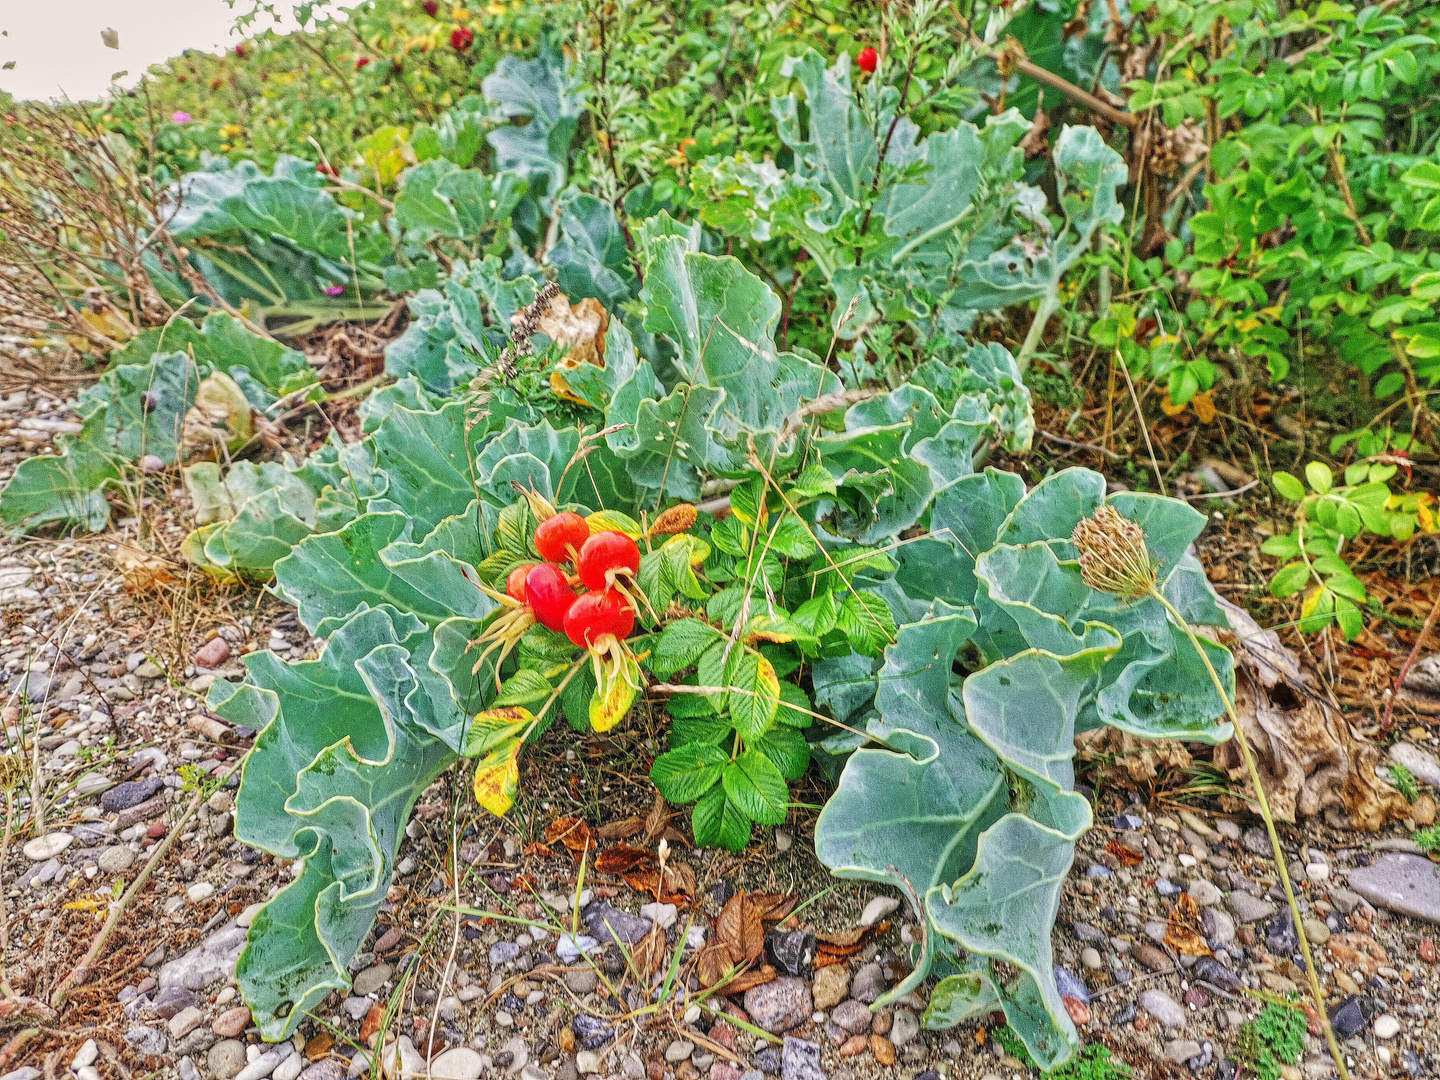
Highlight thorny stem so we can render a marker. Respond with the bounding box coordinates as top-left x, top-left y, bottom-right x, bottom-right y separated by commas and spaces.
1150, 589, 1351, 1080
